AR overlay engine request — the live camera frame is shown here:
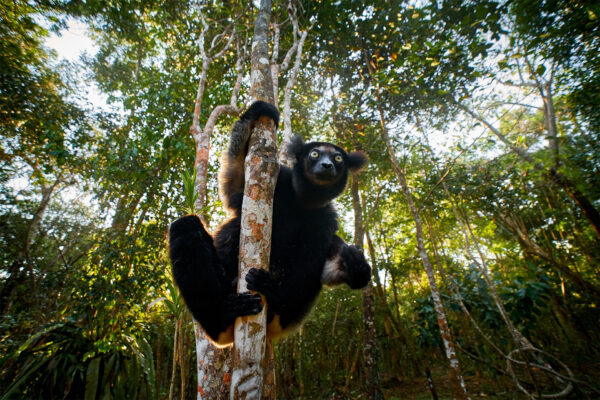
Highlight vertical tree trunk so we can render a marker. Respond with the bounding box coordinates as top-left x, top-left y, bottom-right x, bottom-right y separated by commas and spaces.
169, 315, 180, 400
180, 312, 188, 400
382, 130, 468, 399
231, 1, 278, 398
1, 174, 65, 316
363, 49, 469, 399
279, 28, 309, 165
350, 176, 383, 399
